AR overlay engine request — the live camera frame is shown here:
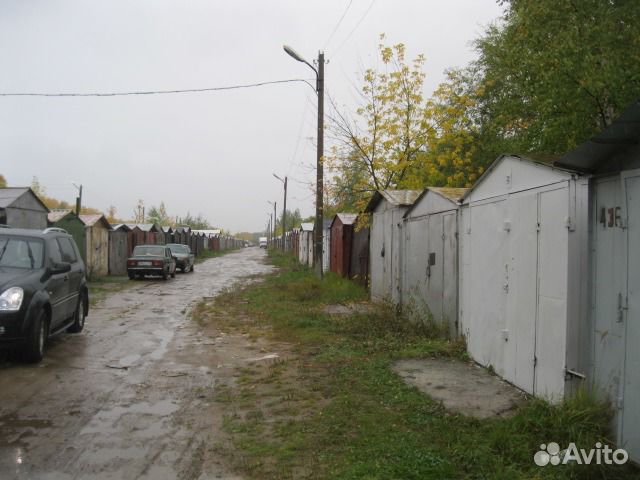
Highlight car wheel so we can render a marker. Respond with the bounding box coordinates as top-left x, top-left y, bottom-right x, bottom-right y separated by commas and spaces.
162, 268, 168, 280
190, 263, 194, 273
24, 309, 47, 363
170, 268, 175, 278
68, 294, 86, 333
128, 272, 135, 280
